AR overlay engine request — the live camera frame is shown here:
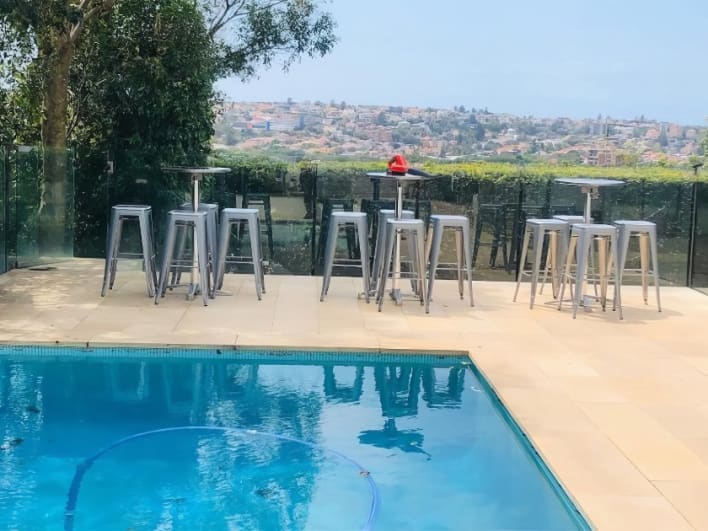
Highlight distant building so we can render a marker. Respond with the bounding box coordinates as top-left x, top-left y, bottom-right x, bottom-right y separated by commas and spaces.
585, 148, 616, 166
